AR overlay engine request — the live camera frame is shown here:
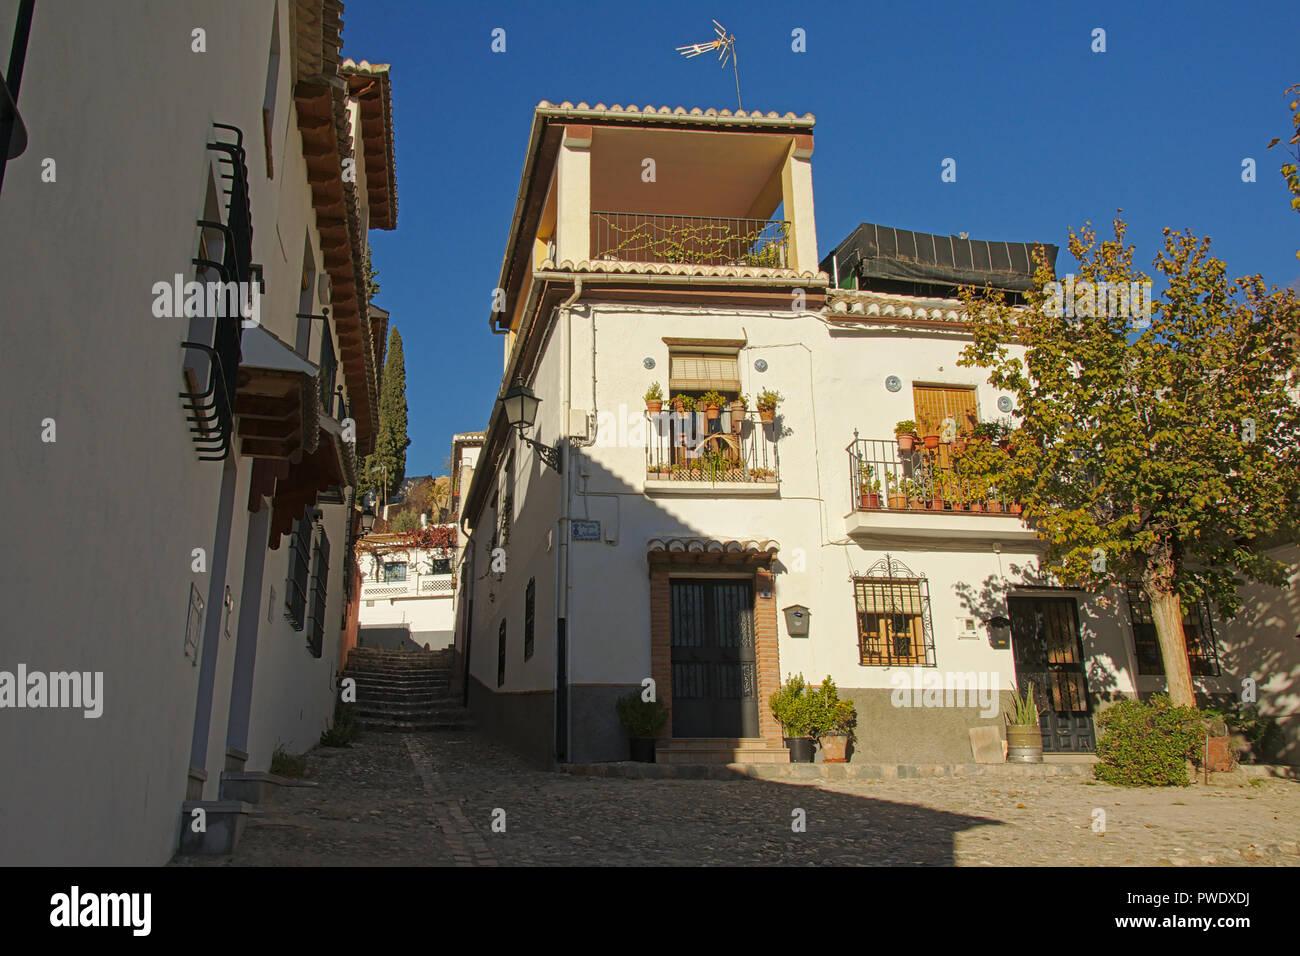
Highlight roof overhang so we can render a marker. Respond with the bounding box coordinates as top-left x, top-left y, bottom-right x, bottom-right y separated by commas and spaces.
341, 59, 398, 229
235, 326, 320, 461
